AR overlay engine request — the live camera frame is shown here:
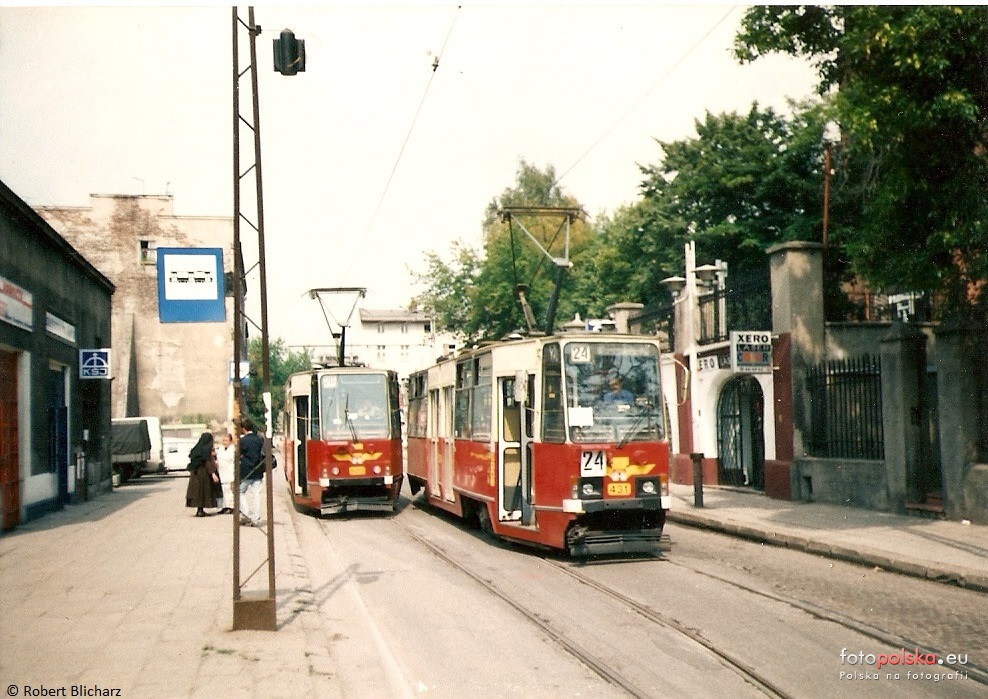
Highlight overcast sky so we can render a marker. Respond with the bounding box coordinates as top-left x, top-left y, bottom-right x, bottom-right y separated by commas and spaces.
0, 3, 818, 346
